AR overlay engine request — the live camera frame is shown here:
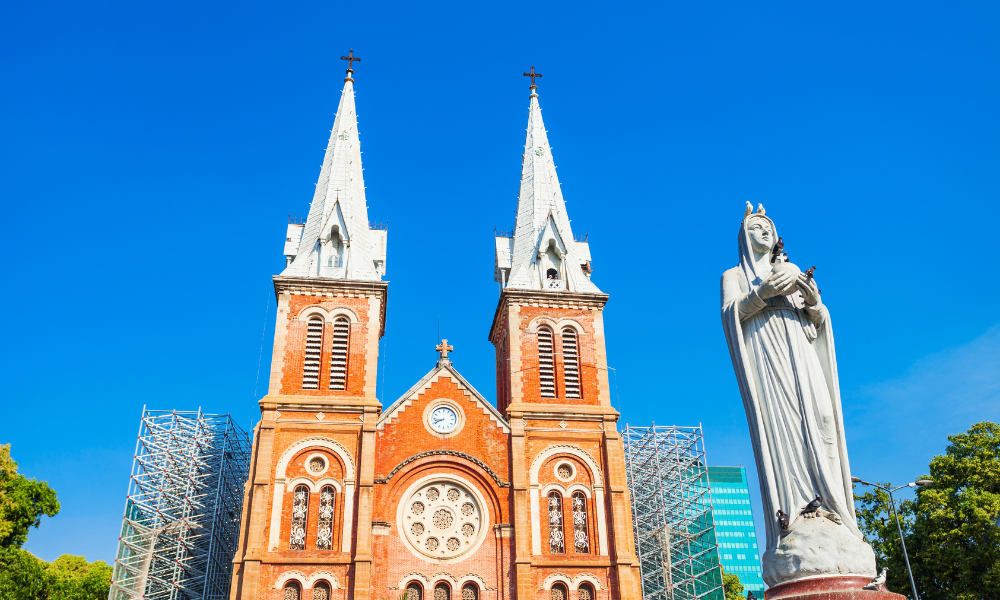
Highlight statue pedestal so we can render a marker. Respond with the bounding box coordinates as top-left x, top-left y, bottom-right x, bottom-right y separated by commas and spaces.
765, 576, 906, 600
